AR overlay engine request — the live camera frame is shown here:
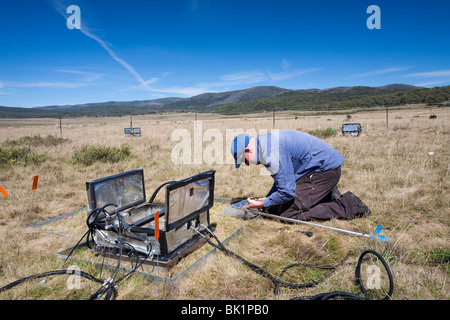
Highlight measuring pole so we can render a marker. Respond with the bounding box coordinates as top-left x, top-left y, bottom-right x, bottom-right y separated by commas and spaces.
216, 198, 388, 242
246, 210, 387, 242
